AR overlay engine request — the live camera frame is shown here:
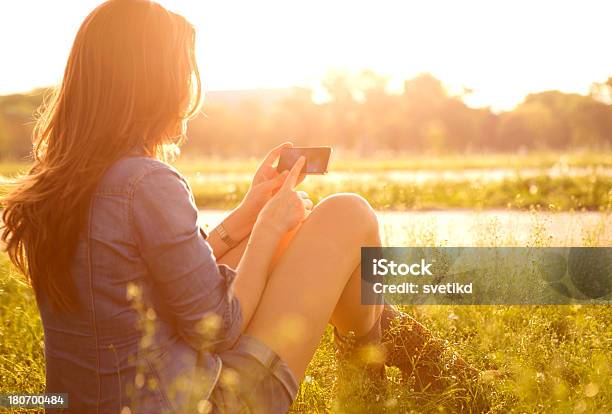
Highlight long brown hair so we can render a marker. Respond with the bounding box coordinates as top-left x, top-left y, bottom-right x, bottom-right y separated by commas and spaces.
1, 0, 202, 312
